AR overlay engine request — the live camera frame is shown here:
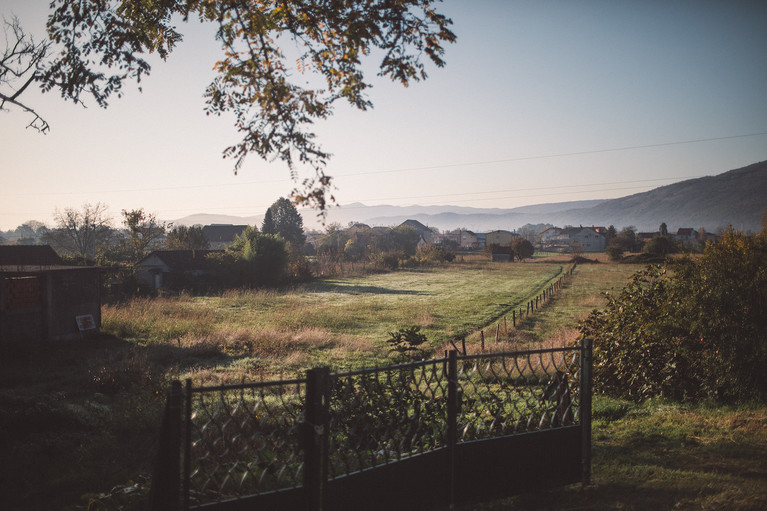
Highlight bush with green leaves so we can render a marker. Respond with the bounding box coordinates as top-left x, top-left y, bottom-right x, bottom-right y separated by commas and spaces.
642, 235, 678, 256
580, 228, 767, 403
211, 226, 289, 286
